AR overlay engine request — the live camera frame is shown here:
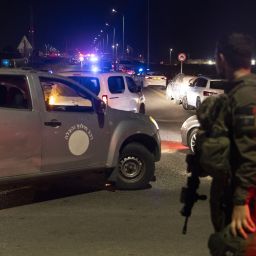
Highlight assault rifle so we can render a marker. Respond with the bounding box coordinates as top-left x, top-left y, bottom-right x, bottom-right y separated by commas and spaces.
180, 154, 207, 234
